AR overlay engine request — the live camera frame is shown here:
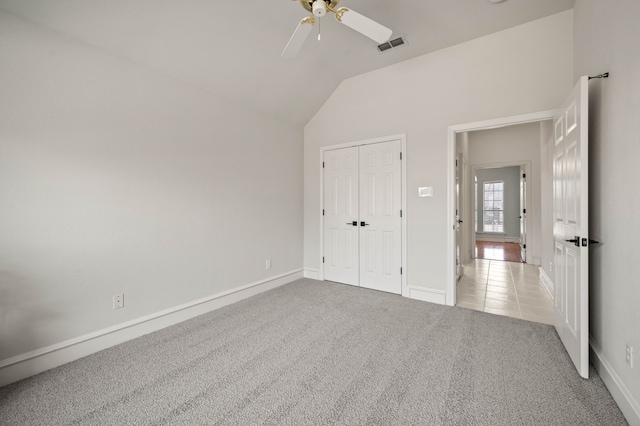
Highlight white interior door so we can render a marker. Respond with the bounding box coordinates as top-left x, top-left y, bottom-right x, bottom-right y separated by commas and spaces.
323, 147, 359, 286
359, 141, 402, 294
553, 76, 590, 378
519, 169, 527, 262
323, 140, 402, 295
